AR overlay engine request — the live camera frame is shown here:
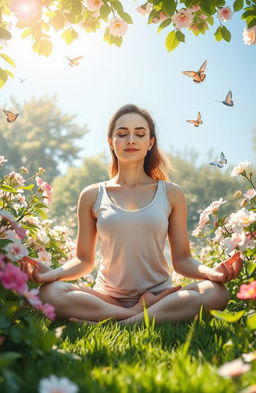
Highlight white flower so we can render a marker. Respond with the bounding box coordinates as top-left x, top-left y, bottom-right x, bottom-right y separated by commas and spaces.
205, 197, 227, 214
0, 156, 7, 165
38, 375, 78, 393
231, 161, 251, 177
243, 26, 256, 45
37, 250, 52, 266
218, 358, 251, 378
5, 240, 28, 261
